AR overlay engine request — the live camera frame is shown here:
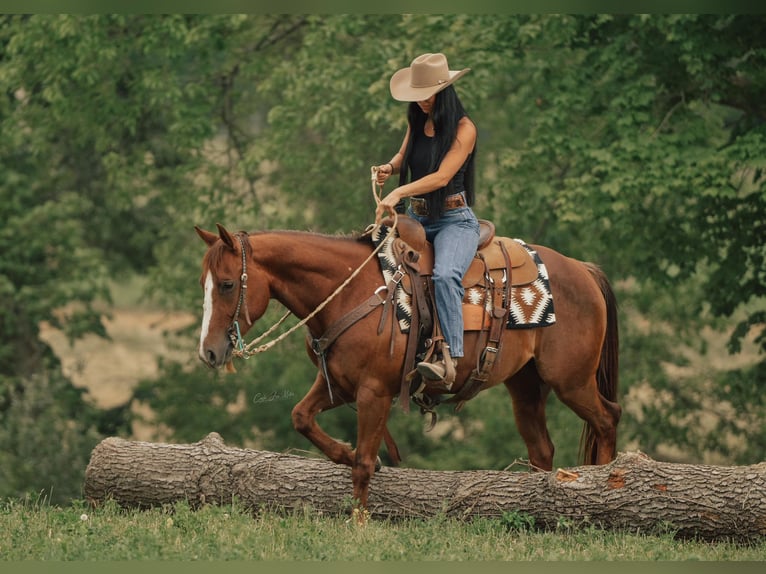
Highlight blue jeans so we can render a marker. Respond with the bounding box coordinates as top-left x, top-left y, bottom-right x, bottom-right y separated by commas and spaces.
409, 203, 480, 358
